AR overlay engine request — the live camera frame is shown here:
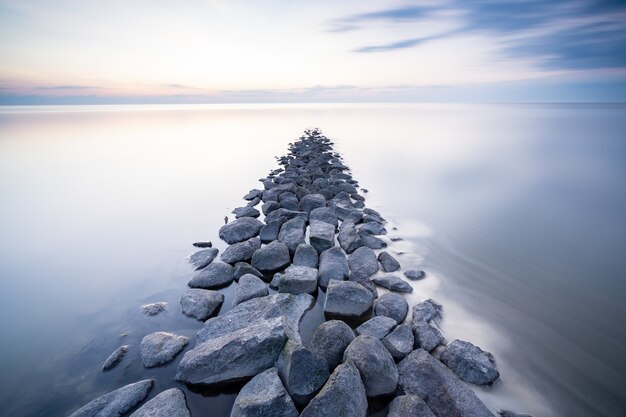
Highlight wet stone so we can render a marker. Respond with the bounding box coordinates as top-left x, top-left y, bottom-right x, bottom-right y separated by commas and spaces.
440, 339, 500, 386
309, 220, 335, 253
356, 316, 397, 339
308, 320, 355, 371
188, 247, 218, 270
219, 217, 264, 244
382, 324, 414, 361
262, 201, 281, 215
129, 388, 191, 417
68, 380, 154, 417
387, 395, 435, 417
378, 251, 401, 272
232, 206, 260, 219
140, 332, 189, 368
337, 220, 364, 254
358, 231, 387, 249
231, 368, 299, 417
278, 216, 306, 255
278, 265, 318, 295
220, 237, 261, 264
293, 243, 319, 268
299, 193, 327, 214
260, 220, 281, 243
375, 293, 409, 323
188, 262, 234, 289
102, 345, 130, 371
251, 240, 291, 273
233, 262, 265, 281
318, 247, 349, 288
359, 222, 387, 235
180, 289, 224, 320
324, 280, 374, 319
372, 275, 413, 293
348, 246, 379, 280
234, 274, 269, 306
343, 335, 398, 397
309, 207, 338, 227
405, 269, 426, 280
